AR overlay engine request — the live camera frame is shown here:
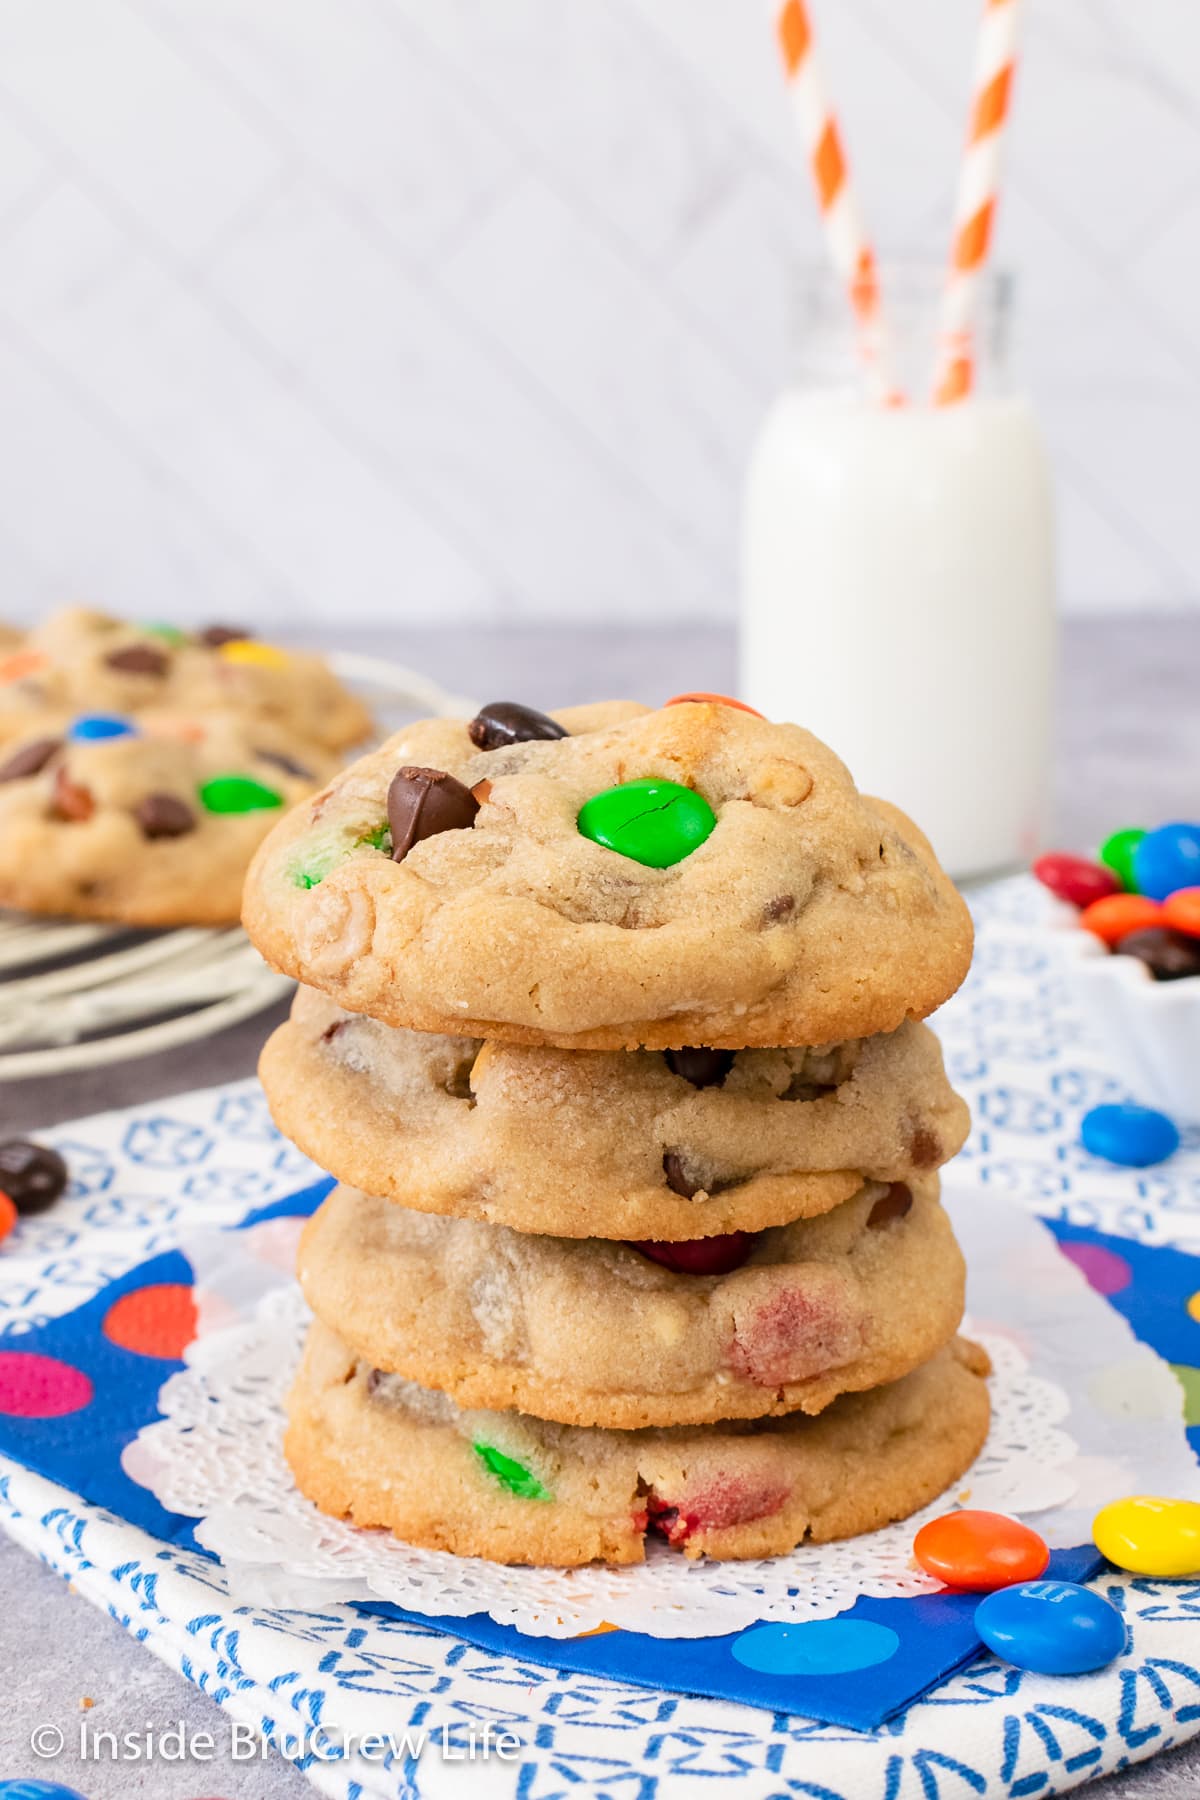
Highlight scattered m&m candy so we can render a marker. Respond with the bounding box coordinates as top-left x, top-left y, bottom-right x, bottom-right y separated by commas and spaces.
1081, 1102, 1180, 1169
1099, 827, 1146, 892
1116, 926, 1200, 981
1032, 853, 1119, 909
1093, 1495, 1200, 1578
68, 712, 137, 742
1162, 887, 1200, 938
0, 1140, 68, 1214
1133, 822, 1200, 902
1078, 893, 1163, 946
0, 1192, 16, 1244
975, 1579, 1125, 1675
913, 1509, 1050, 1592
199, 774, 284, 814
578, 778, 716, 868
